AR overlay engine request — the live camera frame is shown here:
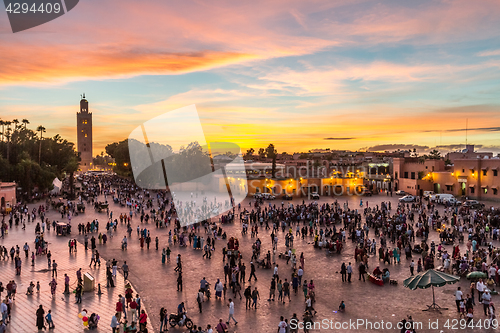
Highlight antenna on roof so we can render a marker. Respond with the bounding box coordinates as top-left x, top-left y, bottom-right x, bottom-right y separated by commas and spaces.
465, 118, 468, 147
